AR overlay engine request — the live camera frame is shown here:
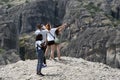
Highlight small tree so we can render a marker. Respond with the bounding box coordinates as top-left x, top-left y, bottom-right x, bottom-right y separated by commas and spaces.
25, 0, 29, 3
